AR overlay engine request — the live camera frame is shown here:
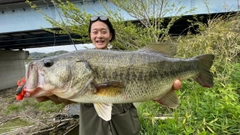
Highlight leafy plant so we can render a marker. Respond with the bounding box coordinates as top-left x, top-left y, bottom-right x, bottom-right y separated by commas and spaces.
177, 14, 240, 83
138, 14, 240, 134
26, 0, 194, 50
